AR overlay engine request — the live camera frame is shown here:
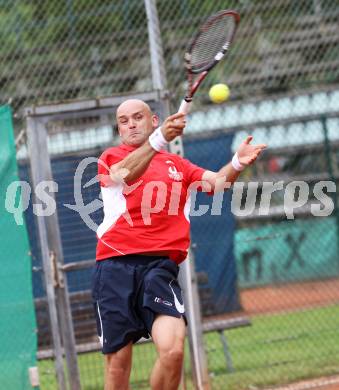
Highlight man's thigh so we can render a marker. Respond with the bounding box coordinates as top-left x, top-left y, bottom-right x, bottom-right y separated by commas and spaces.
151, 314, 186, 352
